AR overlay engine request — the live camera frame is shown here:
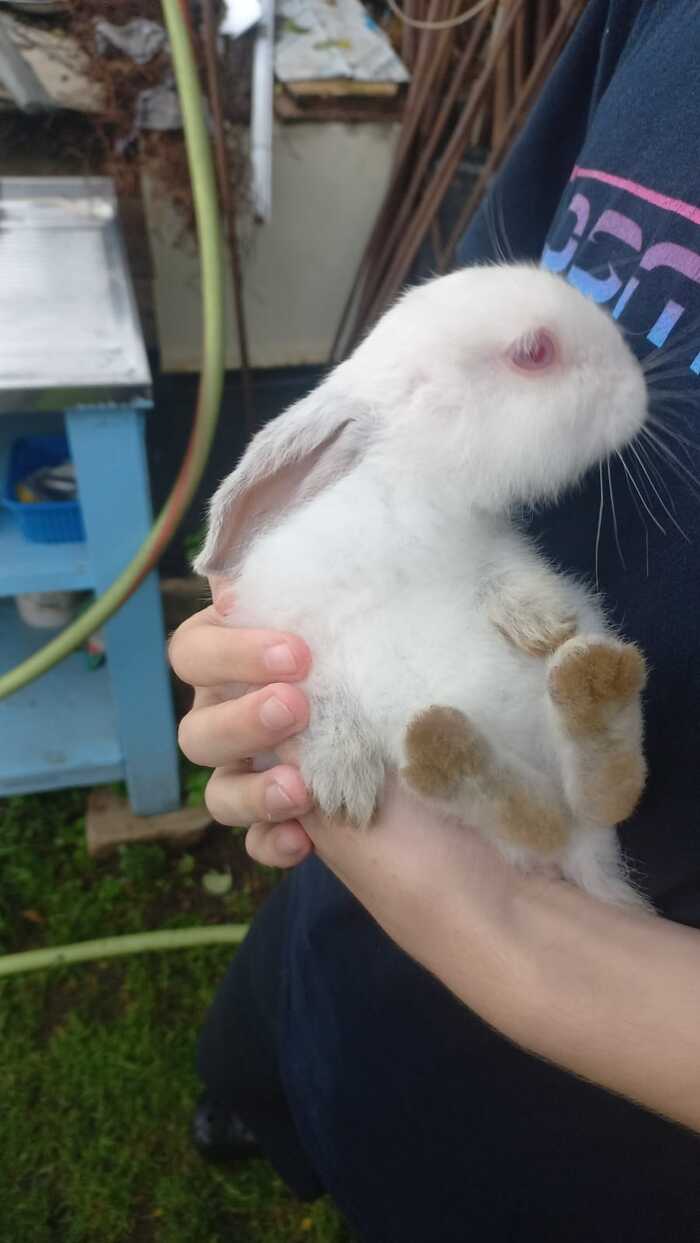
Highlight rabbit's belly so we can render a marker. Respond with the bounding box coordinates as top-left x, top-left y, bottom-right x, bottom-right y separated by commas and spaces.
232, 553, 588, 786
338, 600, 560, 783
